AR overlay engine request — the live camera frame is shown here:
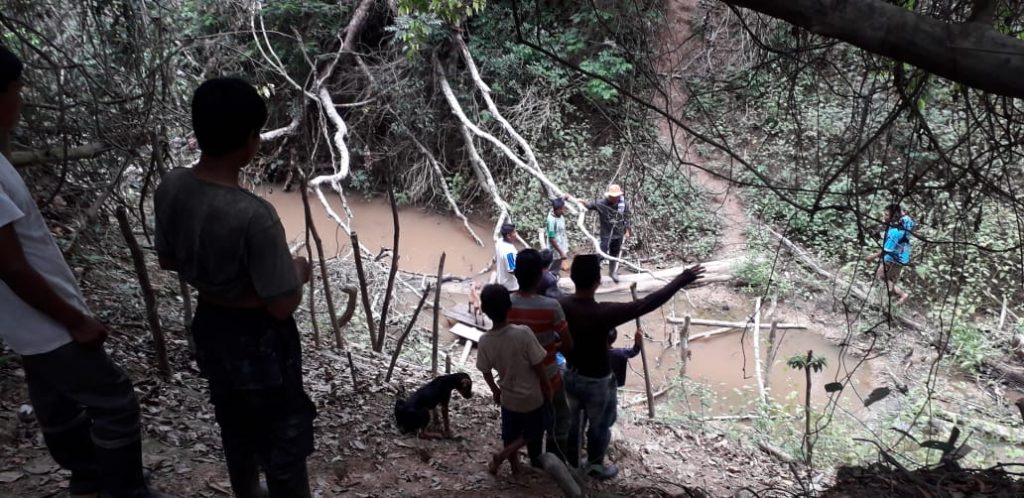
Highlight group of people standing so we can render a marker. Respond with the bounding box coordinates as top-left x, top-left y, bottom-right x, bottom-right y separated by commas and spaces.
479, 216, 705, 478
